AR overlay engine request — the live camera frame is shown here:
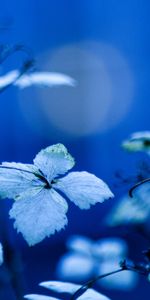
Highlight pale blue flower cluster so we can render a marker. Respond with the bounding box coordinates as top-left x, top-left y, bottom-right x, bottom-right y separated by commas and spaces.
56, 235, 138, 290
